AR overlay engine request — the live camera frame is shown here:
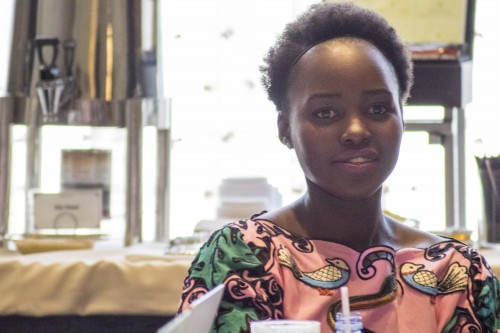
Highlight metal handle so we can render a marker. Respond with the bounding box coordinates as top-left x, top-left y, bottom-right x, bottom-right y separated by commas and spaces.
63, 39, 76, 77
34, 36, 60, 80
